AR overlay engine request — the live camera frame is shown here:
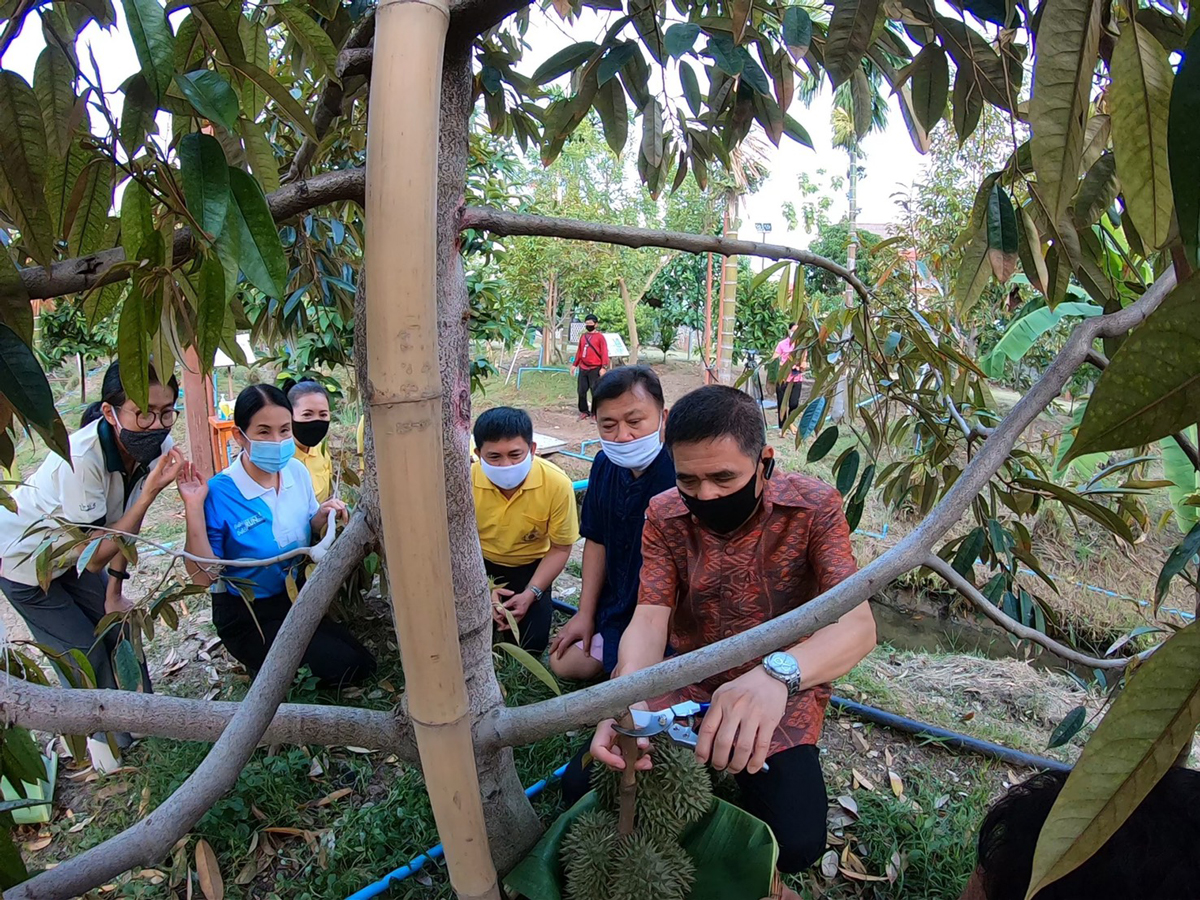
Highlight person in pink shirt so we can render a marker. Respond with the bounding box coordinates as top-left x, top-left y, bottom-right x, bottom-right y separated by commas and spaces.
773, 324, 808, 432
